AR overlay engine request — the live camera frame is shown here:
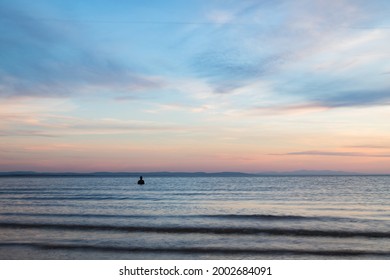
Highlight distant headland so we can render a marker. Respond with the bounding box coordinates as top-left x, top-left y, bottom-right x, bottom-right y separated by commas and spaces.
0, 170, 386, 177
